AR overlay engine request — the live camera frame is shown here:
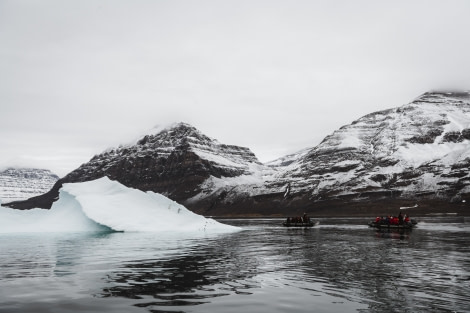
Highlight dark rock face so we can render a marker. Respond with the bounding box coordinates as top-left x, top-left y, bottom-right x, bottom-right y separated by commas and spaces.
407, 129, 443, 144
6, 92, 470, 216
442, 131, 464, 143
462, 129, 470, 140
